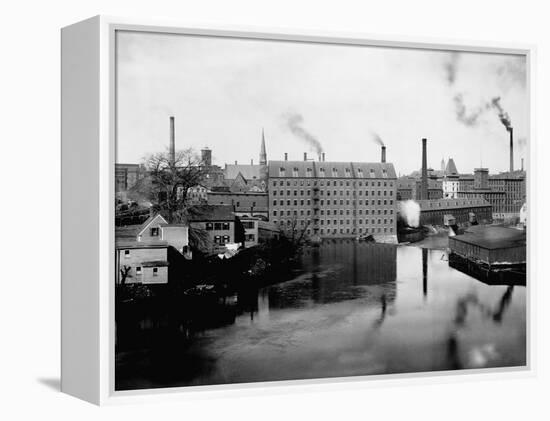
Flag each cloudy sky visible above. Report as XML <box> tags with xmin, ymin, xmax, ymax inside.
<box><xmin>116</xmin><ymin>30</ymin><xmax>527</xmax><ymax>175</ymax></box>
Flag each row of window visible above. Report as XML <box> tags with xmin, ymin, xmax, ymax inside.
<box><xmin>272</xmin><ymin>199</ymin><xmax>394</xmax><ymax>207</ymax></box>
<box><xmin>281</xmin><ymin>227</ymin><xmax>393</xmax><ymax>235</ymax></box>
<box><xmin>273</xmin><ymin>208</ymin><xmax>394</xmax><ymax>217</ymax></box>
<box><xmin>213</xmin><ymin>235</ymin><xmax>231</xmax><ymax>245</ymax></box>
<box><xmin>205</xmin><ymin>222</ymin><xmax>231</xmax><ymax>231</ymax></box>
<box><xmin>273</xmin><ymin>180</ymin><xmax>394</xmax><ymax>187</ymax></box>
<box><xmin>274</xmin><ymin>218</ymin><xmax>394</xmax><ymax>226</ymax></box>
<box><xmin>279</xmin><ymin>168</ymin><xmax>388</xmax><ymax>178</ymax></box>
<box><xmin>272</xmin><ymin>189</ymin><xmax>394</xmax><ymax>197</ymax></box>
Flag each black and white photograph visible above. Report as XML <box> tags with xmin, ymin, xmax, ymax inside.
<box><xmin>114</xmin><ymin>30</ymin><xmax>527</xmax><ymax>391</ymax></box>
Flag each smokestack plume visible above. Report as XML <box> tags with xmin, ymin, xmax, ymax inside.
<box><xmin>284</xmin><ymin>153</ymin><xmax>288</xmax><ymax>161</ymax></box>
<box><xmin>381</xmin><ymin>145</ymin><xmax>386</xmax><ymax>163</ymax></box>
<box><xmin>304</xmin><ymin>152</ymin><xmax>307</xmax><ymax>161</ymax></box>
<box><xmin>169</xmin><ymin>116</ymin><xmax>175</xmax><ymax>166</ymax></box>
<box><xmin>421</xmin><ymin>138</ymin><xmax>428</xmax><ymax>200</ymax></box>
<box><xmin>283</xmin><ymin>112</ymin><xmax>323</xmax><ymax>155</ymax></box>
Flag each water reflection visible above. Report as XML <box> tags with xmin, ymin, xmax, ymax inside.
<box><xmin>115</xmin><ymin>241</ymin><xmax>526</xmax><ymax>390</ymax></box>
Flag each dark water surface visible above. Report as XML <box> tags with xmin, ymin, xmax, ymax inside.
<box><xmin>115</xmin><ymin>241</ymin><xmax>526</xmax><ymax>390</ymax></box>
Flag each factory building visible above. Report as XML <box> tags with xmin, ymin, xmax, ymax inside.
<box><xmin>442</xmin><ymin>158</ymin><xmax>460</xmax><ymax>199</ymax></box>
<box><xmin>268</xmin><ymin>149</ymin><xmax>398</xmax><ymax>242</ymax></box>
<box><xmin>457</xmin><ymin>168</ymin><xmax>526</xmax><ymax>220</ymax></box>
<box><xmin>417</xmin><ymin>198</ymin><xmax>492</xmax><ymax>226</ymax></box>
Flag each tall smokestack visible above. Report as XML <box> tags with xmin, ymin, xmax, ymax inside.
<box><xmin>421</xmin><ymin>138</ymin><xmax>428</xmax><ymax>200</ymax></box>
<box><xmin>322</xmin><ymin>152</ymin><xmax>325</xmax><ymax>162</ymax></box>
<box><xmin>521</xmin><ymin>158</ymin><xmax>524</xmax><ymax>171</ymax></box>
<box><xmin>284</xmin><ymin>153</ymin><xmax>288</xmax><ymax>161</ymax></box>
<box><xmin>169</xmin><ymin>116</ymin><xmax>175</xmax><ymax>166</ymax></box>
<box><xmin>381</xmin><ymin>145</ymin><xmax>386</xmax><ymax>163</ymax></box>
<box><xmin>304</xmin><ymin>152</ymin><xmax>307</xmax><ymax>161</ymax></box>
<box><xmin>509</xmin><ymin>127</ymin><xmax>514</xmax><ymax>172</ymax></box>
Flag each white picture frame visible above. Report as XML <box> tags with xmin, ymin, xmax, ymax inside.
<box><xmin>61</xmin><ymin>15</ymin><xmax>536</xmax><ymax>405</ymax></box>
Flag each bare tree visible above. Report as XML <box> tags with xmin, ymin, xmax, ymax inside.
<box><xmin>280</xmin><ymin>215</ymin><xmax>311</xmax><ymax>248</ymax></box>
<box><xmin>131</xmin><ymin>148</ymin><xmax>207</xmax><ymax>223</ymax></box>
<box><xmin>120</xmin><ymin>265</ymin><xmax>132</xmax><ymax>285</ymax></box>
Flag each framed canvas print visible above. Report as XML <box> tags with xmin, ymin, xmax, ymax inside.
<box><xmin>61</xmin><ymin>16</ymin><xmax>534</xmax><ymax>405</ymax></box>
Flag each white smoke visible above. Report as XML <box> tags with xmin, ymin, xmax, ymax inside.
<box><xmin>399</xmin><ymin>200</ymin><xmax>421</xmax><ymax>228</ymax></box>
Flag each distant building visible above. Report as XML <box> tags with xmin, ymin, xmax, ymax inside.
<box><xmin>187</xmin><ymin>205</ymin><xmax>245</xmax><ymax>254</ymax></box>
<box><xmin>240</xmin><ymin>217</ymin><xmax>281</xmax><ymax>247</ymax></box>
<box><xmin>442</xmin><ymin>158</ymin><xmax>460</xmax><ymax>199</ymax></box>
<box><xmin>115</xmin><ymin>163</ymin><xmax>144</xmax><ymax>201</ymax></box>
<box><xmin>416</xmin><ymin>198</ymin><xmax>492</xmax><ymax>226</ymax></box>
<box><xmin>207</xmin><ymin>189</ymin><xmax>269</xmax><ymax>219</ymax></box>
<box><xmin>396</xmin><ymin>176</ymin><xmax>442</xmax><ymax>201</ymax></box>
<box><xmin>457</xmin><ymin>169</ymin><xmax>526</xmax><ymax>220</ymax></box>
<box><xmin>268</xmin><ymin>157</ymin><xmax>398</xmax><ymax>242</ymax></box>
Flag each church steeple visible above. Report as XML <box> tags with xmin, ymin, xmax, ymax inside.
<box><xmin>259</xmin><ymin>128</ymin><xmax>267</xmax><ymax>165</ymax></box>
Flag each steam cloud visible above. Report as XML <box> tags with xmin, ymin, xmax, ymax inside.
<box><xmin>491</xmin><ymin>97</ymin><xmax>512</xmax><ymax>131</ymax></box>
<box><xmin>370</xmin><ymin>130</ymin><xmax>384</xmax><ymax>146</ymax></box>
<box><xmin>283</xmin><ymin>112</ymin><xmax>323</xmax><ymax>155</ymax></box>
<box><xmin>453</xmin><ymin>94</ymin><xmax>487</xmax><ymax>127</ymax></box>
<box><xmin>399</xmin><ymin>200</ymin><xmax>421</xmax><ymax>228</ymax></box>
<box><xmin>444</xmin><ymin>52</ymin><xmax>460</xmax><ymax>86</ymax></box>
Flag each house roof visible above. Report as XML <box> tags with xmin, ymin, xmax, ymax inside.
<box><xmin>452</xmin><ymin>225</ymin><xmax>526</xmax><ymax>250</ymax></box>
<box><xmin>417</xmin><ymin>198</ymin><xmax>491</xmax><ymax>211</ymax></box>
<box><xmin>445</xmin><ymin>158</ymin><xmax>459</xmax><ymax>175</ymax></box>
<box><xmin>137</xmin><ymin>213</ymin><xmax>168</xmax><ymax>237</ymax></box>
<box><xmin>187</xmin><ymin>204</ymin><xmax>236</xmax><ymax>222</ymax></box>
<box><xmin>267</xmin><ymin>160</ymin><xmax>397</xmax><ymax>179</ymax></box>
<box><xmin>224</xmin><ymin>164</ymin><xmax>262</xmax><ymax>180</ymax></box>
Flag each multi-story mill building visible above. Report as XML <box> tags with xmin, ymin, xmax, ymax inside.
<box><xmin>267</xmin><ymin>152</ymin><xmax>398</xmax><ymax>243</ymax></box>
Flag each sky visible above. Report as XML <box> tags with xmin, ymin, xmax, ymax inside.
<box><xmin>116</xmin><ymin>30</ymin><xmax>527</xmax><ymax>175</ymax></box>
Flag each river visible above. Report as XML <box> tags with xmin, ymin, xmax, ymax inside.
<box><xmin>115</xmin><ymin>240</ymin><xmax>526</xmax><ymax>390</ymax></box>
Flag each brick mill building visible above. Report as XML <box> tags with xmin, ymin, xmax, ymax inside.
<box><xmin>267</xmin><ymin>153</ymin><xmax>398</xmax><ymax>243</ymax></box>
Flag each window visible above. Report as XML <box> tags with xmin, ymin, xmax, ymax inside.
<box><xmin>223</xmin><ymin>235</ymin><xmax>230</xmax><ymax>243</ymax></box>
<box><xmin>153</xmin><ymin>267</ymin><xmax>158</xmax><ymax>276</ymax></box>
<box><xmin>370</xmin><ymin>168</ymin><xmax>375</xmax><ymax>178</ymax></box>
<box><xmin>124</xmin><ymin>250</ymin><xmax>130</xmax><ymax>257</ymax></box>
<box><xmin>345</xmin><ymin>168</ymin><xmax>351</xmax><ymax>177</ymax></box>
<box><xmin>279</xmin><ymin>167</ymin><xmax>286</xmax><ymax>177</ymax></box>
<box><xmin>136</xmin><ymin>266</ymin><xmax>142</xmax><ymax>275</ymax></box>
<box><xmin>332</xmin><ymin>168</ymin><xmax>338</xmax><ymax>177</ymax></box>
<box><xmin>206</xmin><ymin>222</ymin><xmax>214</xmax><ymax>230</ymax></box>
<box><xmin>293</xmin><ymin>167</ymin><xmax>299</xmax><ymax>177</ymax></box>
<box><xmin>150</xmin><ymin>227</ymin><xmax>159</xmax><ymax>236</ymax></box>
<box><xmin>306</xmin><ymin>168</ymin><xmax>313</xmax><ymax>177</ymax></box>
<box><xmin>319</xmin><ymin>168</ymin><xmax>325</xmax><ymax>177</ymax></box>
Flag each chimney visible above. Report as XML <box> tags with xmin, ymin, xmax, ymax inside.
<box><xmin>521</xmin><ymin>158</ymin><xmax>524</xmax><ymax>171</ymax></box>
<box><xmin>201</xmin><ymin>147</ymin><xmax>212</xmax><ymax>167</ymax></box>
<box><xmin>169</xmin><ymin>116</ymin><xmax>175</xmax><ymax>166</ymax></box>
<box><xmin>234</xmin><ymin>160</ymin><xmax>237</xmax><ymax>165</ymax></box>
<box><xmin>284</xmin><ymin>153</ymin><xmax>288</xmax><ymax>161</ymax></box>
<box><xmin>304</xmin><ymin>152</ymin><xmax>307</xmax><ymax>161</ymax></box>
<box><xmin>251</xmin><ymin>159</ymin><xmax>254</xmax><ymax>165</ymax></box>
<box><xmin>421</xmin><ymin>138</ymin><xmax>428</xmax><ymax>200</ymax></box>
<box><xmin>381</xmin><ymin>145</ymin><xmax>386</xmax><ymax>163</ymax></box>
<box><xmin>509</xmin><ymin>127</ymin><xmax>514</xmax><ymax>172</ymax></box>
<box><xmin>322</xmin><ymin>152</ymin><xmax>325</xmax><ymax>162</ymax></box>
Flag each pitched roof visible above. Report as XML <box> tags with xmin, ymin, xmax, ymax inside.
<box><xmin>187</xmin><ymin>204</ymin><xmax>236</xmax><ymax>222</ymax></box>
<box><xmin>417</xmin><ymin>198</ymin><xmax>491</xmax><ymax>211</ymax></box>
<box><xmin>224</xmin><ymin>164</ymin><xmax>262</xmax><ymax>180</ymax></box>
<box><xmin>445</xmin><ymin>158</ymin><xmax>459</xmax><ymax>175</ymax></box>
<box><xmin>137</xmin><ymin>213</ymin><xmax>168</xmax><ymax>237</ymax></box>
<box><xmin>267</xmin><ymin>160</ymin><xmax>397</xmax><ymax>179</ymax></box>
